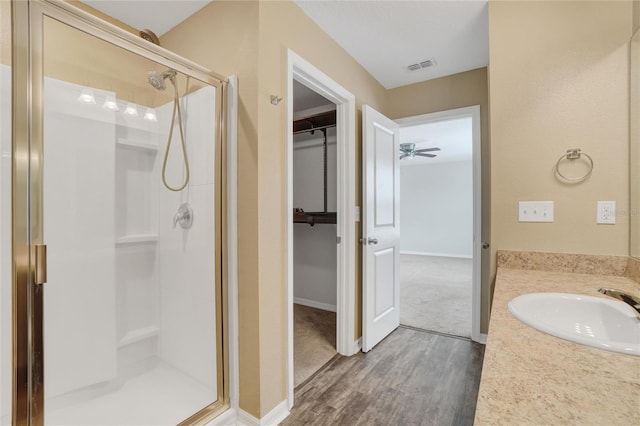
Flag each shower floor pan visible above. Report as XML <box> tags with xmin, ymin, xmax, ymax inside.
<box><xmin>45</xmin><ymin>360</ymin><xmax>214</xmax><ymax>425</ymax></box>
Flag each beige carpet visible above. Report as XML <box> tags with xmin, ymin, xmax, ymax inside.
<box><xmin>294</xmin><ymin>304</ymin><xmax>336</xmax><ymax>387</ymax></box>
<box><xmin>400</xmin><ymin>254</ymin><xmax>472</xmax><ymax>338</ymax></box>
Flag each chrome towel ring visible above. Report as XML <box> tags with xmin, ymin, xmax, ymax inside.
<box><xmin>555</xmin><ymin>148</ymin><xmax>593</xmax><ymax>182</ymax></box>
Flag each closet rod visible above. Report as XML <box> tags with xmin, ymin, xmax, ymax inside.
<box><xmin>322</xmin><ymin>129</ymin><xmax>327</xmax><ymax>213</ymax></box>
<box><xmin>292</xmin><ymin>123</ymin><xmax>336</xmax><ymax>135</ymax></box>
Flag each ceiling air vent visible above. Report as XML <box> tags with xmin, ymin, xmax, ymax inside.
<box><xmin>407</xmin><ymin>58</ymin><xmax>436</xmax><ymax>71</ymax></box>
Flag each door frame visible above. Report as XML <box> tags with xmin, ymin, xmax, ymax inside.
<box><xmin>395</xmin><ymin>105</ymin><xmax>482</xmax><ymax>343</ymax></box>
<box><xmin>286</xmin><ymin>49</ymin><xmax>357</xmax><ymax>409</ymax></box>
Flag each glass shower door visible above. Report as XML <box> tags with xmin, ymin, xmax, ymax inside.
<box><xmin>9</xmin><ymin>2</ymin><xmax>227</xmax><ymax>424</ymax></box>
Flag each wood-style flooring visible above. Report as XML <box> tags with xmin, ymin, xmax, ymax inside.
<box><xmin>282</xmin><ymin>326</ymin><xmax>485</xmax><ymax>426</ymax></box>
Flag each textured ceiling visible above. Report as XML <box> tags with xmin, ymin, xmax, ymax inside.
<box><xmin>81</xmin><ymin>0</ymin><xmax>488</xmax><ymax>90</ymax></box>
<box><xmin>295</xmin><ymin>0</ymin><xmax>489</xmax><ymax>89</ymax></box>
<box><xmin>82</xmin><ymin>0</ymin><xmax>213</xmax><ymax>36</ymax></box>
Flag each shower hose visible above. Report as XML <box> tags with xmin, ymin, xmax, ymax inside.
<box><xmin>161</xmin><ymin>78</ymin><xmax>190</xmax><ymax>192</ymax></box>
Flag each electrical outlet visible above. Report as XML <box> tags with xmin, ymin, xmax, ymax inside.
<box><xmin>519</xmin><ymin>201</ymin><xmax>554</xmax><ymax>223</ymax></box>
<box><xmin>597</xmin><ymin>201</ymin><xmax>616</xmax><ymax>224</ymax></box>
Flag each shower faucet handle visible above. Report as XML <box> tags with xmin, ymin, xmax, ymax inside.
<box><xmin>173</xmin><ymin>203</ymin><xmax>193</xmax><ymax>229</ymax></box>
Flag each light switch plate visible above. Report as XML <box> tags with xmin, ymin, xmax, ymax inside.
<box><xmin>597</xmin><ymin>201</ymin><xmax>616</xmax><ymax>224</ymax></box>
<box><xmin>519</xmin><ymin>201</ymin><xmax>554</xmax><ymax>223</ymax></box>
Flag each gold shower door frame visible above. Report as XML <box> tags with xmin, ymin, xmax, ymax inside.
<box><xmin>11</xmin><ymin>1</ymin><xmax>229</xmax><ymax>425</ymax></box>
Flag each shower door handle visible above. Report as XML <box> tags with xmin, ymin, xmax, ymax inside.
<box><xmin>35</xmin><ymin>244</ymin><xmax>47</xmax><ymax>285</ymax></box>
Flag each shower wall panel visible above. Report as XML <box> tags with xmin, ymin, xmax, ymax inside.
<box><xmin>114</xmin><ymin>111</ymin><xmax>161</xmax><ymax>373</ymax></box>
<box><xmin>158</xmin><ymin>86</ymin><xmax>218</xmax><ymax>391</ymax></box>
<box><xmin>43</xmin><ymin>78</ymin><xmax>117</xmax><ymax>397</ymax></box>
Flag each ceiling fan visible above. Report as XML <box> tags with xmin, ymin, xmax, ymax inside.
<box><xmin>399</xmin><ymin>142</ymin><xmax>441</xmax><ymax>160</ymax></box>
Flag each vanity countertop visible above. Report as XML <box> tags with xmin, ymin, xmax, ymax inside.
<box><xmin>474</xmin><ymin>268</ymin><xmax>640</xmax><ymax>425</ymax></box>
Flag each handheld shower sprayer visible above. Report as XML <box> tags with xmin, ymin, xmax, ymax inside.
<box><xmin>147</xmin><ymin>69</ymin><xmax>189</xmax><ymax>192</ymax></box>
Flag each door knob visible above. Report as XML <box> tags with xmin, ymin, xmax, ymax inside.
<box><xmin>482</xmin><ymin>242</ymin><xmax>490</xmax><ymax>249</ymax></box>
<box><xmin>367</xmin><ymin>237</ymin><xmax>378</xmax><ymax>245</ymax></box>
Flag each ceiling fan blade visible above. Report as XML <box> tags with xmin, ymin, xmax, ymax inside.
<box><xmin>416</xmin><ymin>153</ymin><xmax>437</xmax><ymax>158</ymax></box>
<box><xmin>415</xmin><ymin>147</ymin><xmax>441</xmax><ymax>153</ymax></box>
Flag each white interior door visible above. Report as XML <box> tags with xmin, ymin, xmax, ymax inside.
<box><xmin>362</xmin><ymin>105</ymin><xmax>400</xmax><ymax>352</ymax></box>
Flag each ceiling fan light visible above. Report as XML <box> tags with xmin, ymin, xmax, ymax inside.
<box><xmin>400</xmin><ymin>142</ymin><xmax>415</xmax><ymax>151</ymax></box>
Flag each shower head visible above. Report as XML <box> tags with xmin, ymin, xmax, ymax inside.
<box><xmin>148</xmin><ymin>70</ymin><xmax>177</xmax><ymax>91</ymax></box>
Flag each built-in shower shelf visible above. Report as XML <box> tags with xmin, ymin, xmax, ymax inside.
<box><xmin>117</xmin><ymin>326</ymin><xmax>160</xmax><ymax>348</ymax></box>
<box><xmin>117</xmin><ymin>138</ymin><xmax>158</xmax><ymax>152</ymax></box>
<box><xmin>115</xmin><ymin>234</ymin><xmax>159</xmax><ymax>246</ymax></box>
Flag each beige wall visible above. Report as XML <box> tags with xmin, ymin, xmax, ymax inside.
<box><xmin>163</xmin><ymin>0</ymin><xmax>388</xmax><ymax>417</ymax></box>
<box><xmin>257</xmin><ymin>3</ymin><xmax>387</xmax><ymax>414</ymax></box>
<box><xmin>258</xmin><ymin>1</ymin><xmax>387</xmax><ymax>413</ymax></box>
<box><xmin>634</xmin><ymin>0</ymin><xmax>639</xmax><ymax>33</ymax></box>
<box><xmin>160</xmin><ymin>0</ymin><xmax>262</xmax><ymax>416</ymax></box>
<box><xmin>631</xmin><ymin>28</ymin><xmax>640</xmax><ymax>258</ymax></box>
<box><xmin>1</xmin><ymin>1</ymin><xmax>10</xmax><ymax>66</ymax></box>
<box><xmin>386</xmin><ymin>68</ymin><xmax>491</xmax><ymax>332</ymax></box>
<box><xmin>488</xmin><ymin>0</ymin><xmax>632</xmax><ymax>284</ymax></box>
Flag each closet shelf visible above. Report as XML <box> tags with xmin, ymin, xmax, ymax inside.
<box><xmin>115</xmin><ymin>234</ymin><xmax>159</xmax><ymax>246</ymax></box>
<box><xmin>116</xmin><ymin>138</ymin><xmax>158</xmax><ymax>153</ymax></box>
<box><xmin>293</xmin><ymin>210</ymin><xmax>337</xmax><ymax>226</ymax></box>
<box><xmin>293</xmin><ymin>110</ymin><xmax>336</xmax><ymax>134</ymax></box>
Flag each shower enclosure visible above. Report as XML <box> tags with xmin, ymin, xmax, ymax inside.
<box><xmin>2</xmin><ymin>1</ymin><xmax>229</xmax><ymax>425</ymax></box>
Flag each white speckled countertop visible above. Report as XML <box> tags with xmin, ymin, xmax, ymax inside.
<box><xmin>474</xmin><ymin>267</ymin><xmax>640</xmax><ymax>425</ymax></box>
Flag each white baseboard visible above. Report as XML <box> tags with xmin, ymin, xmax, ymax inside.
<box><xmin>400</xmin><ymin>251</ymin><xmax>472</xmax><ymax>259</ymax></box>
<box><xmin>475</xmin><ymin>333</ymin><xmax>488</xmax><ymax>344</ymax></box>
<box><xmin>350</xmin><ymin>337</ymin><xmax>362</xmax><ymax>355</ymax></box>
<box><xmin>293</xmin><ymin>297</ymin><xmax>336</xmax><ymax>312</ymax></box>
<box><xmin>238</xmin><ymin>400</ymin><xmax>289</xmax><ymax>426</ymax></box>
<box><xmin>237</xmin><ymin>410</ymin><xmax>258</xmax><ymax>426</ymax></box>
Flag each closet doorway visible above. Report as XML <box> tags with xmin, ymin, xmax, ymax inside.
<box><xmin>286</xmin><ymin>50</ymin><xmax>357</xmax><ymax>410</ymax></box>
<box><xmin>291</xmin><ymin>81</ymin><xmax>338</xmax><ymax>387</ymax></box>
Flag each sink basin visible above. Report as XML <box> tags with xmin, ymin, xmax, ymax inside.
<box><xmin>508</xmin><ymin>292</ymin><xmax>640</xmax><ymax>356</ymax></box>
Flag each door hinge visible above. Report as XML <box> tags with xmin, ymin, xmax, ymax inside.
<box><xmin>336</xmin><ymin>236</ymin><xmax>341</xmax><ymax>244</ymax></box>
<box><xmin>35</xmin><ymin>244</ymin><xmax>47</xmax><ymax>285</ymax></box>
